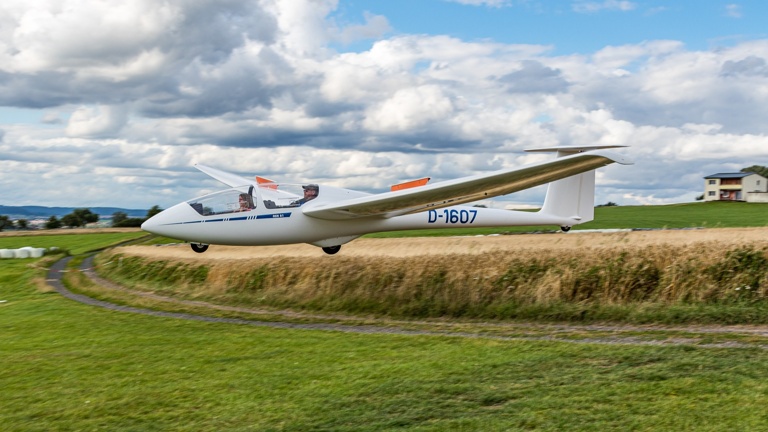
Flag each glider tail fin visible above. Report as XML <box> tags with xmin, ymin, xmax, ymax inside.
<box><xmin>527</xmin><ymin>146</ymin><xmax>625</xmax><ymax>227</ymax></box>
<box><xmin>539</xmin><ymin>170</ymin><xmax>595</xmax><ymax>226</ymax></box>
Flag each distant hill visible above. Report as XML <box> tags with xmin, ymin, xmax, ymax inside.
<box><xmin>0</xmin><ymin>205</ymin><xmax>148</xmax><ymax>220</ymax></box>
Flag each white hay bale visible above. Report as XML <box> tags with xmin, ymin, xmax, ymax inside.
<box><xmin>13</xmin><ymin>247</ymin><xmax>46</xmax><ymax>258</ymax></box>
<box><xmin>13</xmin><ymin>249</ymin><xmax>30</xmax><ymax>259</ymax></box>
<box><xmin>0</xmin><ymin>249</ymin><xmax>13</xmax><ymax>259</ymax></box>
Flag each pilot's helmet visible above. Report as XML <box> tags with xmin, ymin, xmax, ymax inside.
<box><xmin>302</xmin><ymin>184</ymin><xmax>319</xmax><ymax>192</ymax></box>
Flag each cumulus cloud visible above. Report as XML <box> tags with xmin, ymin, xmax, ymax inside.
<box><xmin>497</xmin><ymin>60</ymin><xmax>570</xmax><ymax>93</ymax></box>
<box><xmin>0</xmin><ymin>0</ymin><xmax>279</xmax><ymax>108</ymax></box>
<box><xmin>720</xmin><ymin>55</ymin><xmax>768</xmax><ymax>77</ymax></box>
<box><xmin>1</xmin><ymin>0</ymin><xmax>768</xmax><ymax>209</ymax></box>
<box><xmin>66</xmin><ymin>105</ymin><xmax>129</xmax><ymax>137</ymax></box>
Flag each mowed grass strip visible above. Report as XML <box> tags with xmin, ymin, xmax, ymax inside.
<box><xmin>3</xmin><ymin>256</ymin><xmax>768</xmax><ymax>431</ymax></box>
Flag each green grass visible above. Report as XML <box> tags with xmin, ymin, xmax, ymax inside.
<box><xmin>0</xmin><ymin>231</ymin><xmax>149</xmax><ymax>255</ymax></box>
<box><xmin>583</xmin><ymin>201</ymin><xmax>768</xmax><ymax>230</ymax></box>
<box><xmin>365</xmin><ymin>201</ymin><xmax>768</xmax><ymax>237</ymax></box>
<box><xmin>4</xmin><ymin>233</ymin><xmax>768</xmax><ymax>430</ymax></box>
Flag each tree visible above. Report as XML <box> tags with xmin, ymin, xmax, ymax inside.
<box><xmin>45</xmin><ymin>216</ymin><xmax>62</xmax><ymax>229</ymax></box>
<box><xmin>113</xmin><ymin>217</ymin><xmax>144</xmax><ymax>227</ymax></box>
<box><xmin>73</xmin><ymin>208</ymin><xmax>99</xmax><ymax>226</ymax></box>
<box><xmin>741</xmin><ymin>165</ymin><xmax>768</xmax><ymax>178</ymax></box>
<box><xmin>0</xmin><ymin>215</ymin><xmax>10</xmax><ymax>232</ymax></box>
<box><xmin>112</xmin><ymin>211</ymin><xmax>128</xmax><ymax>226</ymax></box>
<box><xmin>61</xmin><ymin>213</ymin><xmax>81</xmax><ymax>228</ymax></box>
<box><xmin>62</xmin><ymin>208</ymin><xmax>99</xmax><ymax>228</ymax></box>
<box><xmin>16</xmin><ymin>219</ymin><xmax>28</xmax><ymax>229</ymax></box>
<box><xmin>146</xmin><ymin>205</ymin><xmax>163</xmax><ymax>219</ymax></box>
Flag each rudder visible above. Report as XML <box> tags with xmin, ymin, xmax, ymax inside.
<box><xmin>526</xmin><ymin>145</ymin><xmax>626</xmax><ymax>227</ymax></box>
<box><xmin>540</xmin><ymin>170</ymin><xmax>595</xmax><ymax>226</ymax></box>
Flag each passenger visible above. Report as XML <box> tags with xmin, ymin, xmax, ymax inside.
<box><xmin>292</xmin><ymin>184</ymin><xmax>319</xmax><ymax>206</ymax></box>
<box><xmin>236</xmin><ymin>193</ymin><xmax>252</xmax><ymax>211</ymax></box>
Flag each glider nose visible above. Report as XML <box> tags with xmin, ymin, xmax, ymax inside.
<box><xmin>141</xmin><ymin>203</ymin><xmax>188</xmax><ymax>237</ymax></box>
<box><xmin>140</xmin><ymin>211</ymin><xmax>165</xmax><ymax>235</ymax></box>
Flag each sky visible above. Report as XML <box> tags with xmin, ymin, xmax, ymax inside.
<box><xmin>1</xmin><ymin>0</ymin><xmax>768</xmax><ymax>210</ymax></box>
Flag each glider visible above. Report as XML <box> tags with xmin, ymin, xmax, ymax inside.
<box><xmin>141</xmin><ymin>146</ymin><xmax>631</xmax><ymax>254</ymax></box>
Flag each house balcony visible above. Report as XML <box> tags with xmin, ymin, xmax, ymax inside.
<box><xmin>717</xmin><ymin>184</ymin><xmax>742</xmax><ymax>190</ymax></box>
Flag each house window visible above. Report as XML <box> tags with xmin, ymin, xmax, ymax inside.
<box><xmin>708</xmin><ymin>191</ymin><xmax>716</xmax><ymax>196</ymax></box>
<box><xmin>708</xmin><ymin>179</ymin><xmax>716</xmax><ymax>185</ymax></box>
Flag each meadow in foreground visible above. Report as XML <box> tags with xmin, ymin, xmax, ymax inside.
<box><xmin>3</xmin><ymin>231</ymin><xmax>768</xmax><ymax>431</ymax></box>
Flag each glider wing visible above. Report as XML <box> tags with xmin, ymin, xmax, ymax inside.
<box><xmin>302</xmin><ymin>149</ymin><xmax>631</xmax><ymax>220</ymax></box>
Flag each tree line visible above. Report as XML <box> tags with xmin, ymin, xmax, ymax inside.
<box><xmin>0</xmin><ymin>206</ymin><xmax>163</xmax><ymax>232</ymax></box>
<box><xmin>741</xmin><ymin>165</ymin><xmax>768</xmax><ymax>179</ymax></box>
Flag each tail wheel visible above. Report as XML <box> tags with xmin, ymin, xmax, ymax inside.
<box><xmin>191</xmin><ymin>243</ymin><xmax>209</xmax><ymax>253</ymax></box>
<box><xmin>322</xmin><ymin>245</ymin><xmax>341</xmax><ymax>255</ymax></box>
<box><xmin>560</xmin><ymin>226</ymin><xmax>572</xmax><ymax>232</ymax></box>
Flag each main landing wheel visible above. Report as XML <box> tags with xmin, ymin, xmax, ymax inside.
<box><xmin>322</xmin><ymin>245</ymin><xmax>341</xmax><ymax>255</ymax></box>
<box><xmin>191</xmin><ymin>243</ymin><xmax>209</xmax><ymax>253</ymax></box>
<box><xmin>560</xmin><ymin>226</ymin><xmax>572</xmax><ymax>232</ymax></box>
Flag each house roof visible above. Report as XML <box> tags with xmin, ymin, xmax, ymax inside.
<box><xmin>704</xmin><ymin>172</ymin><xmax>758</xmax><ymax>179</ymax></box>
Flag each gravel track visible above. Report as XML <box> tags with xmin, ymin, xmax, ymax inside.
<box><xmin>46</xmin><ymin>245</ymin><xmax>768</xmax><ymax>350</ymax></box>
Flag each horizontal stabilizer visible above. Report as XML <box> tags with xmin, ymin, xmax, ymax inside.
<box><xmin>525</xmin><ymin>145</ymin><xmax>629</xmax><ymax>158</ymax></box>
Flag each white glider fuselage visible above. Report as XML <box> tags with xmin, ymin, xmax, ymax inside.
<box><xmin>141</xmin><ymin>146</ymin><xmax>632</xmax><ymax>254</ymax></box>
<box><xmin>143</xmin><ymin>196</ymin><xmax>573</xmax><ymax>248</ymax></box>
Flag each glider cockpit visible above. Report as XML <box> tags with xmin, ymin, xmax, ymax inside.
<box><xmin>186</xmin><ymin>183</ymin><xmax>320</xmax><ymax>217</ymax></box>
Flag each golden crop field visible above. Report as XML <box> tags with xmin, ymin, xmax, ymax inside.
<box><xmin>122</xmin><ymin>227</ymin><xmax>768</xmax><ymax>259</ymax></box>
<box><xmin>94</xmin><ymin>228</ymin><xmax>768</xmax><ymax>324</ymax></box>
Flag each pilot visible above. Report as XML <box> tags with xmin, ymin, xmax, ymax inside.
<box><xmin>293</xmin><ymin>184</ymin><xmax>319</xmax><ymax>205</ymax></box>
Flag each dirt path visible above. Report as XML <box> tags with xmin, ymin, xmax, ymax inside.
<box><xmin>48</xmin><ymin>230</ymin><xmax>768</xmax><ymax>350</ymax></box>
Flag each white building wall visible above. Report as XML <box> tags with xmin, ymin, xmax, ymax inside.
<box><xmin>704</xmin><ymin>178</ymin><xmax>720</xmax><ymax>202</ymax></box>
<box><xmin>743</xmin><ymin>174</ymin><xmax>767</xmax><ymax>194</ymax></box>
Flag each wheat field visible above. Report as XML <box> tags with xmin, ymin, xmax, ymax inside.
<box><xmin>93</xmin><ymin>228</ymin><xmax>768</xmax><ymax>323</ymax></box>
<box><xmin>122</xmin><ymin>227</ymin><xmax>768</xmax><ymax>259</ymax></box>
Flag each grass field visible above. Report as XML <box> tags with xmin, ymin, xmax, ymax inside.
<box><xmin>2</xmin><ymin>241</ymin><xmax>768</xmax><ymax>430</ymax></box>
<box><xmin>8</xmin><ymin>271</ymin><xmax>768</xmax><ymax>431</ymax></box>
<box><xmin>0</xmin><ymin>230</ymin><xmax>148</xmax><ymax>254</ymax></box>
<box><xmin>3</xmin><ymin>221</ymin><xmax>768</xmax><ymax>430</ymax></box>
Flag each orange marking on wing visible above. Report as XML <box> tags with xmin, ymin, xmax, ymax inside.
<box><xmin>390</xmin><ymin>177</ymin><xmax>430</xmax><ymax>192</ymax></box>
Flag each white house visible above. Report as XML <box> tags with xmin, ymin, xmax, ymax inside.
<box><xmin>703</xmin><ymin>172</ymin><xmax>768</xmax><ymax>202</ymax></box>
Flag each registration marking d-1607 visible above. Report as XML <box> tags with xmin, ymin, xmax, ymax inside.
<box><xmin>427</xmin><ymin>209</ymin><xmax>478</xmax><ymax>224</ymax></box>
